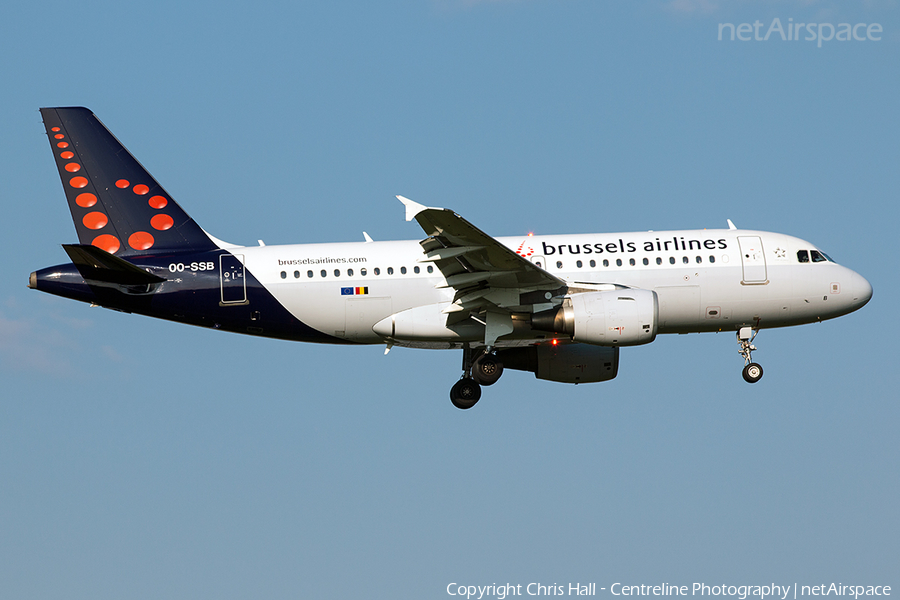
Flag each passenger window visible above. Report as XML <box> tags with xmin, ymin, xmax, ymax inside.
<box><xmin>797</xmin><ymin>250</ymin><xmax>810</xmax><ymax>263</ymax></box>
<box><xmin>709</xmin><ymin>256</ymin><xmax>715</xmax><ymax>263</ymax></box>
<box><xmin>629</xmin><ymin>258</ymin><xmax>635</xmax><ymax>266</ymax></box>
<box><xmin>616</xmin><ymin>259</ymin><xmax>622</xmax><ymax>267</ymax></box>
<box><xmin>669</xmin><ymin>257</ymin><xmax>676</xmax><ymax>265</ymax></box>
<box><xmin>374</xmin><ymin>268</ymin><xmax>380</xmax><ymax>275</ymax></box>
<box><xmin>556</xmin><ymin>261</ymin><xmax>563</xmax><ymax>269</ymax></box>
<box><xmin>643</xmin><ymin>258</ymin><xmax>649</xmax><ymax>266</ymax></box>
<box><xmin>320</xmin><ymin>270</ymin><xmax>327</xmax><ymax>277</ymax></box>
<box><xmin>414</xmin><ymin>266</ymin><xmax>420</xmax><ymax>274</ymax></box>
<box><xmin>656</xmin><ymin>257</ymin><xmax>662</xmax><ymax>265</ymax></box>
<box><xmin>361</xmin><ymin>268</ymin><xmax>367</xmax><ymax>276</ymax></box>
<box><xmin>387</xmin><ymin>267</ymin><xmax>394</xmax><ymax>275</ymax></box>
<box><xmin>334</xmin><ymin>269</ymin><xmax>340</xmax><ymax>277</ymax></box>
<box><xmin>603</xmin><ymin>259</ymin><xmax>609</xmax><ymax>267</ymax></box>
<box><xmin>427</xmin><ymin>265</ymin><xmax>434</xmax><ymax>273</ymax></box>
<box><xmin>589</xmin><ymin>260</ymin><xmax>596</xmax><ymax>268</ymax></box>
<box><xmin>347</xmin><ymin>268</ymin><xmax>353</xmax><ymax>277</ymax></box>
<box><xmin>695</xmin><ymin>256</ymin><xmax>702</xmax><ymax>264</ymax></box>
<box><xmin>307</xmin><ymin>270</ymin><xmax>313</xmax><ymax>278</ymax></box>
<box><xmin>810</xmin><ymin>250</ymin><xmax>827</xmax><ymax>263</ymax></box>
<box><xmin>280</xmin><ymin>271</ymin><xmax>286</xmax><ymax>279</ymax></box>
<box><xmin>682</xmin><ymin>256</ymin><xmax>689</xmax><ymax>264</ymax></box>
<box><xmin>576</xmin><ymin>260</ymin><xmax>583</xmax><ymax>268</ymax></box>
<box><xmin>400</xmin><ymin>266</ymin><xmax>407</xmax><ymax>274</ymax></box>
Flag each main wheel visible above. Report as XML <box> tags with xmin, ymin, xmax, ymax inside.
<box><xmin>742</xmin><ymin>362</ymin><xmax>763</xmax><ymax>383</ymax></box>
<box><xmin>450</xmin><ymin>378</ymin><xmax>482</xmax><ymax>409</ymax></box>
<box><xmin>471</xmin><ymin>354</ymin><xmax>504</xmax><ymax>386</ymax></box>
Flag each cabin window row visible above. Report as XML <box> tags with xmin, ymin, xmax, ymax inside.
<box><xmin>538</xmin><ymin>255</ymin><xmax>719</xmax><ymax>269</ymax></box>
<box><xmin>280</xmin><ymin>265</ymin><xmax>436</xmax><ymax>279</ymax></box>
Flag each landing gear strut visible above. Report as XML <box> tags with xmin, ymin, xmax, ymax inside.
<box><xmin>449</xmin><ymin>347</ymin><xmax>505</xmax><ymax>409</ymax></box>
<box><xmin>737</xmin><ymin>327</ymin><xmax>763</xmax><ymax>384</ymax></box>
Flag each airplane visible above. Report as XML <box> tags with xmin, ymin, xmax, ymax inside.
<box><xmin>29</xmin><ymin>107</ymin><xmax>873</xmax><ymax>409</ymax></box>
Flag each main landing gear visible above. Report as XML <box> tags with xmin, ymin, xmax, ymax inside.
<box><xmin>449</xmin><ymin>347</ymin><xmax>505</xmax><ymax>409</ymax></box>
<box><xmin>737</xmin><ymin>327</ymin><xmax>764</xmax><ymax>384</ymax></box>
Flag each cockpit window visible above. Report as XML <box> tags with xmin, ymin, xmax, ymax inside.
<box><xmin>797</xmin><ymin>250</ymin><xmax>809</xmax><ymax>263</ymax></box>
<box><xmin>810</xmin><ymin>250</ymin><xmax>827</xmax><ymax>263</ymax></box>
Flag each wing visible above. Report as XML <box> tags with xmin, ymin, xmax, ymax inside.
<box><xmin>397</xmin><ymin>196</ymin><xmax>567</xmax><ymax>346</ymax></box>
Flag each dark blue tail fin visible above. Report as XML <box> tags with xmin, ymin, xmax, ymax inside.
<box><xmin>40</xmin><ymin>107</ymin><xmax>217</xmax><ymax>256</ymax></box>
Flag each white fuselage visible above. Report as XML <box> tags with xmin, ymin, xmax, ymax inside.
<box><xmin>227</xmin><ymin>228</ymin><xmax>871</xmax><ymax>347</ymax></box>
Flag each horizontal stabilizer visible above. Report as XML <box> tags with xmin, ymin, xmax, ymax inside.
<box><xmin>62</xmin><ymin>244</ymin><xmax>167</xmax><ymax>285</ymax></box>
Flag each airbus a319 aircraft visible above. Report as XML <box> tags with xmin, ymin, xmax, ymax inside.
<box><xmin>30</xmin><ymin>108</ymin><xmax>873</xmax><ymax>408</ymax></box>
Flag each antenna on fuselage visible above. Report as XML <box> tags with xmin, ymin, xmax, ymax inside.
<box><xmin>727</xmin><ymin>219</ymin><xmax>737</xmax><ymax>230</ymax></box>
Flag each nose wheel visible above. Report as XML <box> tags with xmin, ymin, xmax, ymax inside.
<box><xmin>737</xmin><ymin>327</ymin><xmax>763</xmax><ymax>384</ymax></box>
<box><xmin>742</xmin><ymin>362</ymin><xmax>763</xmax><ymax>383</ymax></box>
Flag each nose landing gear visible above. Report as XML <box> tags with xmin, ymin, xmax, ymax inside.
<box><xmin>737</xmin><ymin>327</ymin><xmax>763</xmax><ymax>383</ymax></box>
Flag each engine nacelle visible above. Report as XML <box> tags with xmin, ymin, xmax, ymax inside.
<box><xmin>496</xmin><ymin>343</ymin><xmax>618</xmax><ymax>384</ymax></box>
<box><xmin>532</xmin><ymin>289</ymin><xmax>659</xmax><ymax>346</ymax></box>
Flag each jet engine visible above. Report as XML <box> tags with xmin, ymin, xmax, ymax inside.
<box><xmin>496</xmin><ymin>343</ymin><xmax>618</xmax><ymax>384</ymax></box>
<box><xmin>531</xmin><ymin>290</ymin><xmax>659</xmax><ymax>346</ymax></box>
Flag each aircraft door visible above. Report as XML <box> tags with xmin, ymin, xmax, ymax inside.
<box><xmin>737</xmin><ymin>236</ymin><xmax>767</xmax><ymax>284</ymax></box>
<box><xmin>220</xmin><ymin>253</ymin><xmax>248</xmax><ymax>305</ymax></box>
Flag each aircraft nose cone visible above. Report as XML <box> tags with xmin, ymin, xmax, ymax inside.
<box><xmin>851</xmin><ymin>273</ymin><xmax>873</xmax><ymax>308</ymax></box>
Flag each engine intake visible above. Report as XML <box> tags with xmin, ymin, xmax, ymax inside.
<box><xmin>532</xmin><ymin>290</ymin><xmax>659</xmax><ymax>346</ymax></box>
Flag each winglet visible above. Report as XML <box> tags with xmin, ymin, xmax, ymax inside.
<box><xmin>727</xmin><ymin>219</ymin><xmax>737</xmax><ymax>230</ymax></box>
<box><xmin>396</xmin><ymin>195</ymin><xmax>428</xmax><ymax>222</ymax></box>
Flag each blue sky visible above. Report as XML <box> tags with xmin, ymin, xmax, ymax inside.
<box><xmin>1</xmin><ymin>1</ymin><xmax>897</xmax><ymax>598</ymax></box>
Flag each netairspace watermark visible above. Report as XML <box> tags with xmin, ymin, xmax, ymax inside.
<box><xmin>718</xmin><ymin>18</ymin><xmax>883</xmax><ymax>47</ymax></box>
<box><xmin>445</xmin><ymin>582</ymin><xmax>892</xmax><ymax>600</ymax></box>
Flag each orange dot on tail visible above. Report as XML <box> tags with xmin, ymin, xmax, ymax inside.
<box><xmin>116</xmin><ymin>179</ymin><xmax>130</xmax><ymax>188</ymax></box>
<box><xmin>133</xmin><ymin>184</ymin><xmax>149</xmax><ymax>195</ymax></box>
<box><xmin>69</xmin><ymin>176</ymin><xmax>88</xmax><ymax>188</ymax></box>
<box><xmin>92</xmin><ymin>234</ymin><xmax>120</xmax><ymax>254</ymax></box>
<box><xmin>75</xmin><ymin>193</ymin><xmax>97</xmax><ymax>207</ymax></box>
<box><xmin>51</xmin><ymin>127</ymin><xmax>60</xmax><ymax>132</ymax></box>
<box><xmin>151</xmin><ymin>214</ymin><xmax>174</xmax><ymax>230</ymax></box>
<box><xmin>83</xmin><ymin>211</ymin><xmax>108</xmax><ymax>230</ymax></box>
<box><xmin>128</xmin><ymin>231</ymin><xmax>154</xmax><ymax>251</ymax></box>
<box><xmin>54</xmin><ymin>134</ymin><xmax>65</xmax><ymax>139</ymax></box>
<box><xmin>65</xmin><ymin>163</ymin><xmax>81</xmax><ymax>172</ymax></box>
<box><xmin>148</xmin><ymin>195</ymin><xmax>168</xmax><ymax>209</ymax></box>
<box><xmin>60</xmin><ymin>151</ymin><xmax>74</xmax><ymax>159</ymax></box>
<box><xmin>57</xmin><ymin>142</ymin><xmax>68</xmax><ymax>148</ymax></box>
